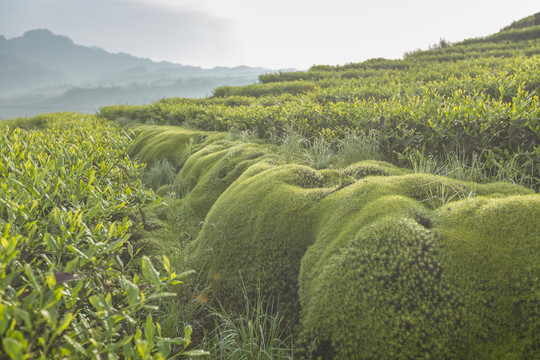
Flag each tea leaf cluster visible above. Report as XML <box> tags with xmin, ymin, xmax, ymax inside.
<box><xmin>0</xmin><ymin>114</ymin><xmax>207</xmax><ymax>359</ymax></box>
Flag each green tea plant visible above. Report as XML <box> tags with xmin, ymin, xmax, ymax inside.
<box><xmin>101</xmin><ymin>52</ymin><xmax>540</xmax><ymax>188</ymax></box>
<box><xmin>0</xmin><ymin>114</ymin><xmax>208</xmax><ymax>359</ymax></box>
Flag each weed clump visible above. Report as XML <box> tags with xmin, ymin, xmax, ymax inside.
<box><xmin>144</xmin><ymin>159</ymin><xmax>176</xmax><ymax>190</ymax></box>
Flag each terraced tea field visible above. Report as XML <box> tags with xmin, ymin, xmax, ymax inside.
<box><xmin>1</xmin><ymin>12</ymin><xmax>539</xmax><ymax>360</ymax></box>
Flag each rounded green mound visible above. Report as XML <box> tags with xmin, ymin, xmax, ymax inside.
<box><xmin>435</xmin><ymin>195</ymin><xmax>540</xmax><ymax>359</ymax></box>
<box><xmin>341</xmin><ymin>159</ymin><xmax>409</xmax><ymax>179</ymax></box>
<box><xmin>298</xmin><ymin>174</ymin><xmax>446</xmax><ymax>359</ymax></box>
<box><xmin>123</xmin><ymin>120</ymin><xmax>537</xmax><ymax>359</ymax></box>
<box><xmin>299</xmin><ymin>173</ymin><xmax>459</xmax><ymax>303</ymax></box>
<box><xmin>297</xmin><ymin>172</ymin><xmax>538</xmax><ymax>359</ymax></box>
<box><xmin>128</xmin><ymin>124</ymin><xmax>224</xmax><ymax>167</ymax></box>
<box><xmin>188</xmin><ymin>163</ymin><xmax>328</xmax><ymax>313</ymax></box>
<box><xmin>174</xmin><ymin>140</ymin><xmax>274</xmax><ymax>219</ymax></box>
<box><xmin>299</xmin><ymin>217</ymin><xmax>461</xmax><ymax>360</ymax></box>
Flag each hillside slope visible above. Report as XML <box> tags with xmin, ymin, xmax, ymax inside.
<box><xmin>2</xmin><ymin>12</ymin><xmax>540</xmax><ymax>359</ymax></box>
<box><xmin>102</xmin><ymin>12</ymin><xmax>540</xmax><ymax>189</ymax></box>
<box><xmin>112</xmin><ymin>12</ymin><xmax>539</xmax><ymax>359</ymax></box>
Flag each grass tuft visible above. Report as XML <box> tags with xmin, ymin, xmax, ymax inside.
<box><xmin>336</xmin><ymin>129</ymin><xmax>382</xmax><ymax>166</ymax></box>
<box><xmin>203</xmin><ymin>283</ymin><xmax>295</xmax><ymax>360</ymax></box>
<box><xmin>145</xmin><ymin>159</ymin><xmax>177</xmax><ymax>190</ymax></box>
<box><xmin>300</xmin><ymin>137</ymin><xmax>335</xmax><ymax>169</ymax></box>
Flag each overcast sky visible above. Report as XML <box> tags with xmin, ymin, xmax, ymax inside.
<box><xmin>1</xmin><ymin>0</ymin><xmax>538</xmax><ymax>69</ymax></box>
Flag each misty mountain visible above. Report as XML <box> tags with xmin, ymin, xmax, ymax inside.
<box><xmin>0</xmin><ymin>29</ymin><xmax>280</xmax><ymax>119</ymax></box>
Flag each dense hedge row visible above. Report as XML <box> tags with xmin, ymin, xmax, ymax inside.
<box><xmin>212</xmin><ymin>81</ymin><xmax>317</xmax><ymax>98</ymax></box>
<box><xmin>0</xmin><ymin>115</ymin><xmax>206</xmax><ymax>359</ymax></box>
<box><xmin>101</xmin><ymin>48</ymin><xmax>540</xmax><ymax>188</ymax></box>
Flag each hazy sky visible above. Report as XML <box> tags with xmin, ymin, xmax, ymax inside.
<box><xmin>1</xmin><ymin>0</ymin><xmax>538</xmax><ymax>69</ymax></box>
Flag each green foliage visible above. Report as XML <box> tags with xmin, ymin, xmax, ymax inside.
<box><xmin>84</xmin><ymin>115</ymin><xmax>538</xmax><ymax>359</ymax></box>
<box><xmin>299</xmin><ymin>218</ymin><xmax>461</xmax><ymax>359</ymax></box>
<box><xmin>502</xmin><ymin>12</ymin><xmax>540</xmax><ymax>31</ymax></box>
<box><xmin>227</xmin><ymin>127</ymin><xmax>260</xmax><ymax>143</ymax></box>
<box><xmin>127</xmin><ymin>124</ymin><xmax>225</xmax><ymax>168</ymax></box>
<box><xmin>0</xmin><ymin>113</ymin><xmax>56</xmax><ymax>130</ymax></box>
<box><xmin>341</xmin><ymin>159</ymin><xmax>407</xmax><ymax>179</ymax></box>
<box><xmin>102</xmin><ymin>52</ymin><xmax>540</xmax><ymax>188</ymax></box>
<box><xmin>172</xmin><ymin>139</ymin><xmax>274</xmax><ymax>220</ymax></box>
<box><xmin>435</xmin><ymin>195</ymin><xmax>540</xmax><ymax>359</ymax></box>
<box><xmin>297</xmin><ymin>174</ymin><xmax>535</xmax><ymax>359</ymax></box>
<box><xmin>85</xmin><ymin>16</ymin><xmax>540</xmax><ymax>358</ymax></box>
<box><xmin>213</xmin><ymin>81</ymin><xmax>317</xmax><ymax>98</ymax></box>
<box><xmin>336</xmin><ymin>129</ymin><xmax>382</xmax><ymax>166</ymax></box>
<box><xmin>145</xmin><ymin>160</ymin><xmax>177</xmax><ymax>190</ymax></box>
<box><xmin>203</xmin><ymin>283</ymin><xmax>294</xmax><ymax>360</ymax></box>
<box><xmin>161</xmin><ymin>131</ymin><xmax>535</xmax><ymax>359</ymax></box>
<box><xmin>125</xmin><ymin>123</ymin><xmax>277</xmax><ymax>220</ymax></box>
<box><xmin>0</xmin><ymin>115</ymin><xmax>208</xmax><ymax>359</ymax></box>
<box><xmin>406</xmin><ymin>149</ymin><xmax>538</xmax><ymax>187</ymax></box>
<box><xmin>188</xmin><ymin>163</ymin><xmax>327</xmax><ymax>318</ymax></box>
<box><xmin>299</xmin><ymin>137</ymin><xmax>335</xmax><ymax>169</ymax></box>
<box><xmin>277</xmin><ymin>131</ymin><xmax>308</xmax><ymax>163</ymax></box>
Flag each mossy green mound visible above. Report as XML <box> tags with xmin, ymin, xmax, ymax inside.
<box><xmin>121</xmin><ymin>122</ymin><xmax>538</xmax><ymax>358</ymax></box>
<box><xmin>182</xmin><ymin>151</ymin><xmax>537</xmax><ymax>358</ymax></box>
<box><xmin>300</xmin><ymin>173</ymin><xmax>487</xmax><ymax>301</ymax></box>
<box><xmin>298</xmin><ymin>174</ymin><xmax>452</xmax><ymax>359</ymax></box>
<box><xmin>341</xmin><ymin>159</ymin><xmax>409</xmax><ymax>179</ymax></box>
<box><xmin>189</xmin><ymin>163</ymin><xmax>329</xmax><ymax>314</ymax></box>
<box><xmin>299</xmin><ymin>217</ymin><xmax>461</xmax><ymax>359</ymax></box>
<box><xmin>174</xmin><ymin>140</ymin><xmax>274</xmax><ymax>219</ymax></box>
<box><xmin>127</xmin><ymin>124</ymin><xmax>226</xmax><ymax>167</ymax></box>
<box><xmin>297</xmin><ymin>173</ymin><xmax>537</xmax><ymax>359</ymax></box>
<box><xmin>435</xmin><ymin>195</ymin><xmax>540</xmax><ymax>359</ymax></box>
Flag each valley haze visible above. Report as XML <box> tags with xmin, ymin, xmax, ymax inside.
<box><xmin>0</xmin><ymin>29</ymin><xmax>283</xmax><ymax>119</ymax></box>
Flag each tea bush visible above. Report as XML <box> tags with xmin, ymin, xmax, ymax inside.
<box><xmin>101</xmin><ymin>50</ymin><xmax>540</xmax><ymax>188</ymax></box>
<box><xmin>0</xmin><ymin>114</ymin><xmax>207</xmax><ymax>359</ymax></box>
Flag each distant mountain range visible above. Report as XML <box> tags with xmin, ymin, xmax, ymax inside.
<box><xmin>0</xmin><ymin>29</ymin><xmax>283</xmax><ymax>119</ymax></box>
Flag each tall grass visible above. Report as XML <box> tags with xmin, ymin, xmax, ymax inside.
<box><xmin>277</xmin><ymin>130</ymin><xmax>382</xmax><ymax>169</ymax></box>
<box><xmin>300</xmin><ymin>137</ymin><xmax>335</xmax><ymax>169</ymax></box>
<box><xmin>407</xmin><ymin>149</ymin><xmax>538</xmax><ymax>188</ymax></box>
<box><xmin>336</xmin><ymin>129</ymin><xmax>382</xmax><ymax>166</ymax></box>
<box><xmin>228</xmin><ymin>127</ymin><xmax>259</xmax><ymax>142</ymax></box>
<box><xmin>278</xmin><ymin>131</ymin><xmax>307</xmax><ymax>163</ymax></box>
<box><xmin>145</xmin><ymin>159</ymin><xmax>176</xmax><ymax>190</ymax></box>
<box><xmin>202</xmin><ymin>283</ymin><xmax>295</xmax><ymax>360</ymax></box>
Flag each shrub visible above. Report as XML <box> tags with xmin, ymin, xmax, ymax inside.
<box><xmin>0</xmin><ymin>116</ymin><xmax>208</xmax><ymax>359</ymax></box>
